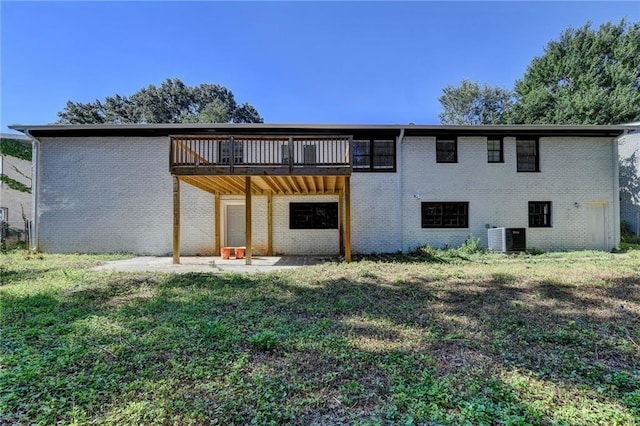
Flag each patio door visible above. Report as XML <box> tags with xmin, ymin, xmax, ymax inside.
<box><xmin>226</xmin><ymin>204</ymin><xmax>245</xmax><ymax>247</ymax></box>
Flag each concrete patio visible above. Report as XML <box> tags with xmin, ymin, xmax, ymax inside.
<box><xmin>92</xmin><ymin>255</ymin><xmax>333</xmax><ymax>274</ymax></box>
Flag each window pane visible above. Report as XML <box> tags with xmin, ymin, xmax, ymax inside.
<box><xmin>528</xmin><ymin>201</ymin><xmax>551</xmax><ymax>227</ymax></box>
<box><xmin>436</xmin><ymin>139</ymin><xmax>457</xmax><ymax>163</ymax></box>
<box><xmin>290</xmin><ymin>202</ymin><xmax>338</xmax><ymax>229</ymax></box>
<box><xmin>517</xmin><ymin>139</ymin><xmax>538</xmax><ymax>172</ymax></box>
<box><xmin>352</xmin><ymin>140</ymin><xmax>371</xmax><ymax>169</ymax></box>
<box><xmin>220</xmin><ymin>140</ymin><xmax>244</xmax><ymax>164</ymax></box>
<box><xmin>372</xmin><ymin>139</ymin><xmax>394</xmax><ymax>168</ymax></box>
<box><xmin>422</xmin><ymin>202</ymin><xmax>468</xmax><ymax>228</ymax></box>
<box><xmin>303</xmin><ymin>145</ymin><xmax>317</xmax><ymax>164</ymax></box>
<box><xmin>487</xmin><ymin>139</ymin><xmax>502</xmax><ymax>163</ymax></box>
<box><xmin>352</xmin><ymin>138</ymin><xmax>395</xmax><ymax>171</ymax></box>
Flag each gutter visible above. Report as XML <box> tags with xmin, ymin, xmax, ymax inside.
<box><xmin>397</xmin><ymin>127</ymin><xmax>405</xmax><ymax>252</ymax></box>
<box><xmin>24</xmin><ymin>130</ymin><xmax>39</xmax><ymax>251</ymax></box>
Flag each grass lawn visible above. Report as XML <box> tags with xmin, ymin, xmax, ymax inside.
<box><xmin>1</xmin><ymin>249</ymin><xmax>639</xmax><ymax>425</ymax></box>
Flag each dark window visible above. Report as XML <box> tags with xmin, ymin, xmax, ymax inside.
<box><xmin>517</xmin><ymin>139</ymin><xmax>539</xmax><ymax>172</ymax></box>
<box><xmin>220</xmin><ymin>139</ymin><xmax>244</xmax><ymax>164</ymax></box>
<box><xmin>421</xmin><ymin>202</ymin><xmax>468</xmax><ymax>228</ymax></box>
<box><xmin>487</xmin><ymin>138</ymin><xmax>503</xmax><ymax>163</ymax></box>
<box><xmin>529</xmin><ymin>201</ymin><xmax>552</xmax><ymax>227</ymax></box>
<box><xmin>352</xmin><ymin>138</ymin><xmax>395</xmax><ymax>171</ymax></box>
<box><xmin>290</xmin><ymin>202</ymin><xmax>338</xmax><ymax>229</ymax></box>
<box><xmin>303</xmin><ymin>145</ymin><xmax>317</xmax><ymax>164</ymax></box>
<box><xmin>436</xmin><ymin>138</ymin><xmax>457</xmax><ymax>163</ymax></box>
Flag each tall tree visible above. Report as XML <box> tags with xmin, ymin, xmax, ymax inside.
<box><xmin>57</xmin><ymin>78</ymin><xmax>263</xmax><ymax>124</ymax></box>
<box><xmin>510</xmin><ymin>20</ymin><xmax>640</xmax><ymax>125</ymax></box>
<box><xmin>438</xmin><ymin>80</ymin><xmax>513</xmax><ymax>125</ymax></box>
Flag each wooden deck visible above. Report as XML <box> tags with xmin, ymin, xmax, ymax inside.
<box><xmin>170</xmin><ymin>134</ymin><xmax>352</xmax><ymax>177</ymax></box>
<box><xmin>169</xmin><ymin>134</ymin><xmax>354</xmax><ymax>265</ymax></box>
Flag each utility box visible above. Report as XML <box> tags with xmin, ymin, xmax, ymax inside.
<box><xmin>488</xmin><ymin>228</ymin><xmax>526</xmax><ymax>252</ymax></box>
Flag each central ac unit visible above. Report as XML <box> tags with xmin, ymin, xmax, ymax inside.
<box><xmin>488</xmin><ymin>228</ymin><xmax>526</xmax><ymax>252</ymax></box>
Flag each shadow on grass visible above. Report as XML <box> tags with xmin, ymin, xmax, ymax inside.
<box><xmin>2</xmin><ymin>261</ymin><xmax>639</xmax><ymax>424</ymax></box>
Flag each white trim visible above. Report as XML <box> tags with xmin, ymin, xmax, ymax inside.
<box><xmin>612</xmin><ymin>138</ymin><xmax>621</xmax><ymax>249</ymax></box>
<box><xmin>397</xmin><ymin>128</ymin><xmax>405</xmax><ymax>252</ymax></box>
<box><xmin>220</xmin><ymin>199</ymin><xmax>245</xmax><ymax>247</ymax></box>
<box><xmin>25</xmin><ymin>130</ymin><xmax>39</xmax><ymax>251</ymax></box>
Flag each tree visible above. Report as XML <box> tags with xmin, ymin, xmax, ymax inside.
<box><xmin>510</xmin><ymin>20</ymin><xmax>640</xmax><ymax>125</ymax></box>
<box><xmin>57</xmin><ymin>78</ymin><xmax>263</xmax><ymax>124</ymax></box>
<box><xmin>438</xmin><ymin>80</ymin><xmax>514</xmax><ymax>125</ymax></box>
<box><xmin>181</xmin><ymin>99</ymin><xmax>231</xmax><ymax>123</ymax></box>
<box><xmin>0</xmin><ymin>137</ymin><xmax>31</xmax><ymax>194</ymax></box>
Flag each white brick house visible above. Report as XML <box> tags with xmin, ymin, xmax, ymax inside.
<box><xmin>11</xmin><ymin>123</ymin><xmax>630</xmax><ymax>260</ymax></box>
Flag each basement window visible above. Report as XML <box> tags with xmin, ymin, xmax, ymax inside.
<box><xmin>421</xmin><ymin>202</ymin><xmax>468</xmax><ymax>228</ymax></box>
<box><xmin>290</xmin><ymin>202</ymin><xmax>338</xmax><ymax>229</ymax></box>
<box><xmin>529</xmin><ymin>201</ymin><xmax>552</xmax><ymax>227</ymax></box>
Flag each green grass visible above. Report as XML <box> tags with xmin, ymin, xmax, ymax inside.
<box><xmin>1</xmin><ymin>249</ymin><xmax>639</xmax><ymax>425</ymax></box>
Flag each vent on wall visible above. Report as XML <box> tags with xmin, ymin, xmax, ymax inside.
<box><xmin>488</xmin><ymin>228</ymin><xmax>526</xmax><ymax>252</ymax></box>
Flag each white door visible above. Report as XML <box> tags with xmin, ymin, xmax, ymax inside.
<box><xmin>586</xmin><ymin>203</ymin><xmax>607</xmax><ymax>251</ymax></box>
<box><xmin>226</xmin><ymin>205</ymin><xmax>245</xmax><ymax>247</ymax></box>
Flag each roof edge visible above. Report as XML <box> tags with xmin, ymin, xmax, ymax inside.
<box><xmin>9</xmin><ymin>122</ymin><xmax>635</xmax><ymax>138</ymax></box>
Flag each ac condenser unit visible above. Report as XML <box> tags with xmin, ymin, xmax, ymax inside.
<box><xmin>487</xmin><ymin>228</ymin><xmax>526</xmax><ymax>252</ymax></box>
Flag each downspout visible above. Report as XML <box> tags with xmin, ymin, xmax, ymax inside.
<box><xmin>612</xmin><ymin>135</ymin><xmax>620</xmax><ymax>251</ymax></box>
<box><xmin>397</xmin><ymin>127</ymin><xmax>405</xmax><ymax>252</ymax></box>
<box><xmin>24</xmin><ymin>130</ymin><xmax>39</xmax><ymax>251</ymax></box>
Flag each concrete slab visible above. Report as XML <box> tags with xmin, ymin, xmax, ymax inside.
<box><xmin>92</xmin><ymin>256</ymin><xmax>332</xmax><ymax>274</ymax></box>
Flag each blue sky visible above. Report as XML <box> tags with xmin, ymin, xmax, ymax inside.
<box><xmin>1</xmin><ymin>1</ymin><xmax>638</xmax><ymax>133</ymax></box>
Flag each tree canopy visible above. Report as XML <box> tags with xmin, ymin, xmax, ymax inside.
<box><xmin>57</xmin><ymin>78</ymin><xmax>263</xmax><ymax>124</ymax></box>
<box><xmin>0</xmin><ymin>137</ymin><xmax>32</xmax><ymax>194</ymax></box>
<box><xmin>511</xmin><ymin>20</ymin><xmax>640</xmax><ymax>125</ymax></box>
<box><xmin>438</xmin><ymin>80</ymin><xmax>513</xmax><ymax>125</ymax></box>
<box><xmin>439</xmin><ymin>20</ymin><xmax>640</xmax><ymax>125</ymax></box>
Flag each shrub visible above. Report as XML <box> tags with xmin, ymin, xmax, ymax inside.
<box><xmin>526</xmin><ymin>247</ymin><xmax>545</xmax><ymax>255</ymax></box>
<box><xmin>459</xmin><ymin>234</ymin><xmax>485</xmax><ymax>255</ymax></box>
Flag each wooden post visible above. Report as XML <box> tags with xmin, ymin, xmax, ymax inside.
<box><xmin>173</xmin><ymin>176</ymin><xmax>181</xmax><ymax>264</ymax></box>
<box><xmin>229</xmin><ymin>136</ymin><xmax>235</xmax><ymax>173</ymax></box>
<box><xmin>267</xmin><ymin>192</ymin><xmax>273</xmax><ymax>256</ymax></box>
<box><xmin>288</xmin><ymin>136</ymin><xmax>294</xmax><ymax>173</ymax></box>
<box><xmin>338</xmin><ymin>189</ymin><xmax>344</xmax><ymax>255</ymax></box>
<box><xmin>344</xmin><ymin>176</ymin><xmax>352</xmax><ymax>263</ymax></box>
<box><xmin>214</xmin><ymin>194</ymin><xmax>221</xmax><ymax>255</ymax></box>
<box><xmin>245</xmin><ymin>176</ymin><xmax>252</xmax><ymax>265</ymax></box>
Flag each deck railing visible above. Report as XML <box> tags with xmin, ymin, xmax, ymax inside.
<box><xmin>170</xmin><ymin>135</ymin><xmax>352</xmax><ymax>174</ymax></box>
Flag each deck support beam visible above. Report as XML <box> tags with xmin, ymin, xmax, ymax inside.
<box><xmin>245</xmin><ymin>177</ymin><xmax>252</xmax><ymax>265</ymax></box>
<box><xmin>338</xmin><ymin>189</ymin><xmax>344</xmax><ymax>255</ymax></box>
<box><xmin>214</xmin><ymin>194</ymin><xmax>221</xmax><ymax>255</ymax></box>
<box><xmin>172</xmin><ymin>176</ymin><xmax>181</xmax><ymax>264</ymax></box>
<box><xmin>267</xmin><ymin>192</ymin><xmax>273</xmax><ymax>256</ymax></box>
<box><xmin>344</xmin><ymin>176</ymin><xmax>351</xmax><ymax>263</ymax></box>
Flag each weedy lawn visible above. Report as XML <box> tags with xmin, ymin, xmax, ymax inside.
<box><xmin>1</xmin><ymin>249</ymin><xmax>639</xmax><ymax>425</ymax></box>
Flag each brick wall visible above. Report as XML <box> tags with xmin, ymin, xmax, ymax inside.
<box><xmin>272</xmin><ymin>194</ymin><xmax>340</xmax><ymax>255</ymax></box>
<box><xmin>399</xmin><ymin>136</ymin><xmax>617</xmax><ymax>252</ymax></box>
<box><xmin>37</xmin><ymin>133</ymin><xmax>618</xmax><ymax>255</ymax></box>
<box><xmin>38</xmin><ymin>136</ymin><xmax>213</xmax><ymax>255</ymax></box>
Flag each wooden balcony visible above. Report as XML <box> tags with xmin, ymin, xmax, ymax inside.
<box><xmin>170</xmin><ymin>135</ymin><xmax>352</xmax><ymax>176</ymax></box>
<box><xmin>169</xmin><ymin>135</ymin><xmax>355</xmax><ymax>265</ymax></box>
